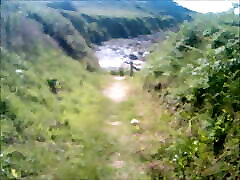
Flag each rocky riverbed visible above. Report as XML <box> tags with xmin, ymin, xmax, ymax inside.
<box><xmin>95</xmin><ymin>32</ymin><xmax>165</xmax><ymax>71</ymax></box>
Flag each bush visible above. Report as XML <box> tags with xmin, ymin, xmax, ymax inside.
<box><xmin>143</xmin><ymin>12</ymin><xmax>240</xmax><ymax>179</ymax></box>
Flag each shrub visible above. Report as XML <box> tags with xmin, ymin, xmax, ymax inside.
<box><xmin>143</xmin><ymin>12</ymin><xmax>240</xmax><ymax>179</ymax></box>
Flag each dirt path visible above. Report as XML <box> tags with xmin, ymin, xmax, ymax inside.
<box><xmin>102</xmin><ymin>76</ymin><xmax>129</xmax><ymax>103</ymax></box>
<box><xmin>101</xmin><ymin>75</ymin><xmax>171</xmax><ymax>179</ymax></box>
<box><xmin>102</xmin><ymin>76</ymin><xmax>149</xmax><ymax>179</ymax></box>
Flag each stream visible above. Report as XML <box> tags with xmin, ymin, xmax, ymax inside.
<box><xmin>95</xmin><ymin>31</ymin><xmax>165</xmax><ymax>71</ymax></box>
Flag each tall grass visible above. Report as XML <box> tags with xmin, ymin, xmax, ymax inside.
<box><xmin>1</xmin><ymin>48</ymin><xmax>117</xmax><ymax>179</ymax></box>
<box><xmin>142</xmin><ymin>12</ymin><xmax>240</xmax><ymax>179</ymax></box>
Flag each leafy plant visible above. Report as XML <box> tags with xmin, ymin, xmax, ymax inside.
<box><xmin>143</xmin><ymin>12</ymin><xmax>240</xmax><ymax>179</ymax></box>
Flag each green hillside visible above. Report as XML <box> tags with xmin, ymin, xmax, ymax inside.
<box><xmin>142</xmin><ymin>12</ymin><xmax>239</xmax><ymax>179</ymax></box>
<box><xmin>1</xmin><ymin>47</ymin><xmax>120</xmax><ymax>179</ymax></box>
<box><xmin>1</xmin><ymin>1</ymin><xmax>193</xmax><ymax>179</ymax></box>
<box><xmin>1</xmin><ymin>0</ymin><xmax>191</xmax><ymax>60</ymax></box>
<box><xmin>1</xmin><ymin>1</ymin><xmax>239</xmax><ymax>180</ymax></box>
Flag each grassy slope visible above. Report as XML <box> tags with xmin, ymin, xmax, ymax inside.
<box><xmin>141</xmin><ymin>12</ymin><xmax>240</xmax><ymax>179</ymax></box>
<box><xmin>1</xmin><ymin>1</ymin><xmax>98</xmax><ymax>70</ymax></box>
<box><xmin>1</xmin><ymin>48</ymin><xmax>175</xmax><ymax>179</ymax></box>
<box><xmin>0</xmin><ymin>1</ymin><xmax>194</xmax><ymax>179</ymax></box>
<box><xmin>1</xmin><ymin>48</ymin><xmax>115</xmax><ymax>179</ymax></box>
<box><xmin>72</xmin><ymin>1</ymin><xmax>152</xmax><ymax>18</ymax></box>
<box><xmin>2</xmin><ymin>2</ymin><xmax>238</xmax><ymax>180</ymax></box>
<box><xmin>1</xmin><ymin>0</ymin><xmax>190</xmax><ymax>64</ymax></box>
<box><xmin>44</xmin><ymin>0</ymin><xmax>192</xmax><ymax>44</ymax></box>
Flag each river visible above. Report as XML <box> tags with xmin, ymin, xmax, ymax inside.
<box><xmin>95</xmin><ymin>31</ymin><xmax>165</xmax><ymax>71</ymax></box>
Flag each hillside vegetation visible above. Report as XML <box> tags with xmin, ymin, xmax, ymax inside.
<box><xmin>1</xmin><ymin>1</ymin><xmax>191</xmax><ymax>62</ymax></box>
<box><xmin>1</xmin><ymin>1</ymin><xmax>192</xmax><ymax>179</ymax></box>
<box><xmin>1</xmin><ymin>1</ymin><xmax>239</xmax><ymax>180</ymax></box>
<box><xmin>1</xmin><ymin>47</ymin><xmax>120</xmax><ymax>179</ymax></box>
<box><xmin>1</xmin><ymin>2</ymin><xmax>98</xmax><ymax>70</ymax></box>
<box><xmin>142</xmin><ymin>12</ymin><xmax>239</xmax><ymax>179</ymax></box>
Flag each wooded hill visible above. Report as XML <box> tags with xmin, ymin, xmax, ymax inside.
<box><xmin>1</xmin><ymin>0</ymin><xmax>192</xmax><ymax>69</ymax></box>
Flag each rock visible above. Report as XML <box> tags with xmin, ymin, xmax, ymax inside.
<box><xmin>133</xmin><ymin>60</ymin><xmax>145</xmax><ymax>70</ymax></box>
<box><xmin>107</xmin><ymin>121</ymin><xmax>122</xmax><ymax>126</ymax></box>
<box><xmin>129</xmin><ymin>54</ymin><xmax>138</xmax><ymax>60</ymax></box>
<box><xmin>143</xmin><ymin>51</ymin><xmax>150</xmax><ymax>57</ymax></box>
<box><xmin>132</xmin><ymin>51</ymin><xmax>139</xmax><ymax>56</ymax></box>
<box><xmin>112</xmin><ymin>47</ymin><xmax>118</xmax><ymax>51</ymax></box>
<box><xmin>130</xmin><ymin>119</ymin><xmax>140</xmax><ymax>125</ymax></box>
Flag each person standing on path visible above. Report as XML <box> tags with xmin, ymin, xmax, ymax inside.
<box><xmin>130</xmin><ymin>61</ymin><xmax>133</xmax><ymax>77</ymax></box>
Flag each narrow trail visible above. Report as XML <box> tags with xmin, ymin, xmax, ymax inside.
<box><xmin>103</xmin><ymin>76</ymin><xmax>129</xmax><ymax>103</ymax></box>
<box><xmin>102</xmin><ymin>76</ymin><xmax>148</xmax><ymax>179</ymax></box>
<box><xmin>100</xmin><ymin>75</ymin><xmax>172</xmax><ymax>179</ymax></box>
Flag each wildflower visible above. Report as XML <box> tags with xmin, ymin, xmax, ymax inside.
<box><xmin>15</xmin><ymin>69</ymin><xmax>23</xmax><ymax>73</ymax></box>
<box><xmin>130</xmin><ymin>119</ymin><xmax>140</xmax><ymax>125</ymax></box>
<box><xmin>193</xmin><ymin>140</ymin><xmax>198</xmax><ymax>145</ymax></box>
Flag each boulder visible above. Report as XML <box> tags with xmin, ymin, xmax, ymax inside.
<box><xmin>129</xmin><ymin>54</ymin><xmax>138</xmax><ymax>60</ymax></box>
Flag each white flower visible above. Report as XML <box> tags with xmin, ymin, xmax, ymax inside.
<box><xmin>193</xmin><ymin>140</ymin><xmax>198</xmax><ymax>145</ymax></box>
<box><xmin>192</xmin><ymin>72</ymin><xmax>197</xmax><ymax>75</ymax></box>
<box><xmin>130</xmin><ymin>119</ymin><xmax>140</xmax><ymax>125</ymax></box>
<box><xmin>162</xmin><ymin>72</ymin><xmax>170</xmax><ymax>76</ymax></box>
<box><xmin>15</xmin><ymin>69</ymin><xmax>23</xmax><ymax>73</ymax></box>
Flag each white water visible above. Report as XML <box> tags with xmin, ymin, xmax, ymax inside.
<box><xmin>96</xmin><ymin>47</ymin><xmax>129</xmax><ymax>69</ymax></box>
<box><xmin>95</xmin><ymin>32</ymin><xmax>164</xmax><ymax>70</ymax></box>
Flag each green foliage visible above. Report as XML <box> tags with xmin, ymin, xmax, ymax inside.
<box><xmin>26</xmin><ymin>6</ymin><xmax>91</xmax><ymax>59</ymax></box>
<box><xmin>47</xmin><ymin>1</ymin><xmax>76</xmax><ymax>11</ymax></box>
<box><xmin>1</xmin><ymin>2</ymin><xmax>99</xmax><ymax>70</ymax></box>
<box><xmin>1</xmin><ymin>12</ymin><xmax>57</xmax><ymax>55</ymax></box>
<box><xmin>2</xmin><ymin>0</ymin><xmax>190</xmax><ymax>47</ymax></box>
<box><xmin>0</xmin><ymin>48</ymin><xmax>116</xmax><ymax>179</ymax></box>
<box><xmin>1</xmin><ymin>1</ymin><xmax>189</xmax><ymax>70</ymax></box>
<box><xmin>143</xmin><ymin>12</ymin><xmax>240</xmax><ymax>179</ymax></box>
<box><xmin>61</xmin><ymin>11</ymin><xmax>175</xmax><ymax>44</ymax></box>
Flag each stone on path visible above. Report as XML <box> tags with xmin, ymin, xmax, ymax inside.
<box><xmin>107</xmin><ymin>121</ymin><xmax>122</xmax><ymax>126</ymax></box>
<box><xmin>130</xmin><ymin>119</ymin><xmax>140</xmax><ymax>125</ymax></box>
<box><xmin>112</xmin><ymin>160</ymin><xmax>125</xmax><ymax>169</ymax></box>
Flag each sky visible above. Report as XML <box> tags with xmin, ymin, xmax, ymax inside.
<box><xmin>174</xmin><ymin>0</ymin><xmax>239</xmax><ymax>14</ymax></box>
